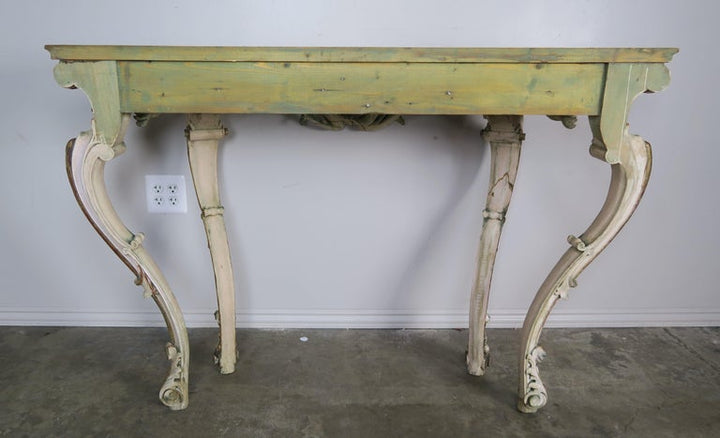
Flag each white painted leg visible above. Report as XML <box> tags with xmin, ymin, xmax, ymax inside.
<box><xmin>467</xmin><ymin>115</ymin><xmax>524</xmax><ymax>376</ymax></box>
<box><xmin>66</xmin><ymin>125</ymin><xmax>190</xmax><ymax>410</ymax></box>
<box><xmin>186</xmin><ymin>114</ymin><xmax>237</xmax><ymax>374</ymax></box>
<box><xmin>517</xmin><ymin>126</ymin><xmax>652</xmax><ymax>413</ymax></box>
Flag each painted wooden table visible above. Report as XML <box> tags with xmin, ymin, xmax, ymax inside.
<box><xmin>46</xmin><ymin>45</ymin><xmax>676</xmax><ymax>412</ymax></box>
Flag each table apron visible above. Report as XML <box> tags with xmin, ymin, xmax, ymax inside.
<box><xmin>117</xmin><ymin>61</ymin><xmax>605</xmax><ymax>115</ymax></box>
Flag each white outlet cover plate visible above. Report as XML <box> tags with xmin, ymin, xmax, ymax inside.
<box><xmin>145</xmin><ymin>175</ymin><xmax>188</xmax><ymax>214</ymax></box>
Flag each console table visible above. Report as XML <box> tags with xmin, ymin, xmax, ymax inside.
<box><xmin>46</xmin><ymin>45</ymin><xmax>676</xmax><ymax>412</ymax></box>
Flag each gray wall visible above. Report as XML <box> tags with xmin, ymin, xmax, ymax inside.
<box><xmin>1</xmin><ymin>0</ymin><xmax>718</xmax><ymax>328</ymax></box>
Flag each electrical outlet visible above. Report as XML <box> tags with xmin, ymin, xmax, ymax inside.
<box><xmin>145</xmin><ymin>175</ymin><xmax>188</xmax><ymax>213</ymax></box>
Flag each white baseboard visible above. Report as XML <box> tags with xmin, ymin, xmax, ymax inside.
<box><xmin>0</xmin><ymin>307</ymin><xmax>718</xmax><ymax>328</ymax></box>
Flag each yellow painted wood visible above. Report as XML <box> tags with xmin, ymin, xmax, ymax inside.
<box><xmin>46</xmin><ymin>45</ymin><xmax>678</xmax><ymax>64</ymax></box>
<box><xmin>119</xmin><ymin>61</ymin><xmax>605</xmax><ymax>115</ymax></box>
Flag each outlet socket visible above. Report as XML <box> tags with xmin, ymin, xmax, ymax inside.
<box><xmin>145</xmin><ymin>175</ymin><xmax>188</xmax><ymax>213</ymax></box>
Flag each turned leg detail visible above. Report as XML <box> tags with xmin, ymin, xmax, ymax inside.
<box><xmin>186</xmin><ymin>114</ymin><xmax>237</xmax><ymax>375</ymax></box>
<box><xmin>467</xmin><ymin>115</ymin><xmax>524</xmax><ymax>375</ymax></box>
<box><xmin>66</xmin><ymin>124</ymin><xmax>190</xmax><ymax>410</ymax></box>
<box><xmin>517</xmin><ymin>126</ymin><xmax>652</xmax><ymax>413</ymax></box>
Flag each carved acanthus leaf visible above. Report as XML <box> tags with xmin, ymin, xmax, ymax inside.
<box><xmin>299</xmin><ymin>113</ymin><xmax>405</xmax><ymax>131</ymax></box>
<box><xmin>521</xmin><ymin>346</ymin><xmax>548</xmax><ymax>412</ymax></box>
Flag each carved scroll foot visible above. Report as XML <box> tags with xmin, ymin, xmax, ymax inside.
<box><xmin>67</xmin><ymin>127</ymin><xmax>190</xmax><ymax>410</ymax></box>
<box><xmin>159</xmin><ymin>342</ymin><xmax>188</xmax><ymax>410</ymax></box>
<box><xmin>467</xmin><ymin>115</ymin><xmax>524</xmax><ymax>376</ymax></box>
<box><xmin>517</xmin><ymin>127</ymin><xmax>652</xmax><ymax>413</ymax></box>
<box><xmin>517</xmin><ymin>346</ymin><xmax>547</xmax><ymax>413</ymax></box>
<box><xmin>186</xmin><ymin>114</ymin><xmax>237</xmax><ymax>375</ymax></box>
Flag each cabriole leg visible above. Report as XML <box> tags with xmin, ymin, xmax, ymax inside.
<box><xmin>186</xmin><ymin>114</ymin><xmax>237</xmax><ymax>374</ymax></box>
<box><xmin>517</xmin><ymin>124</ymin><xmax>652</xmax><ymax>413</ymax></box>
<box><xmin>467</xmin><ymin>115</ymin><xmax>524</xmax><ymax>375</ymax></box>
<box><xmin>66</xmin><ymin>121</ymin><xmax>190</xmax><ymax>410</ymax></box>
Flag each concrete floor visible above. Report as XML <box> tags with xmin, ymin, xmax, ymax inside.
<box><xmin>0</xmin><ymin>327</ymin><xmax>718</xmax><ymax>437</ymax></box>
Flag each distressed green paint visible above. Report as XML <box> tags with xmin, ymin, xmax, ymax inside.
<box><xmin>591</xmin><ymin>63</ymin><xmax>672</xmax><ymax>163</ymax></box>
<box><xmin>53</xmin><ymin>61</ymin><xmax>124</xmax><ymax>145</ymax></box>
<box><xmin>45</xmin><ymin>45</ymin><xmax>678</xmax><ymax>64</ymax></box>
<box><xmin>46</xmin><ymin>46</ymin><xmax>680</xmax><ymax>149</ymax></box>
<box><xmin>118</xmin><ymin>61</ymin><xmax>605</xmax><ymax>115</ymax></box>
<box><xmin>46</xmin><ymin>47</ymin><xmax>678</xmax><ymax>146</ymax></box>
